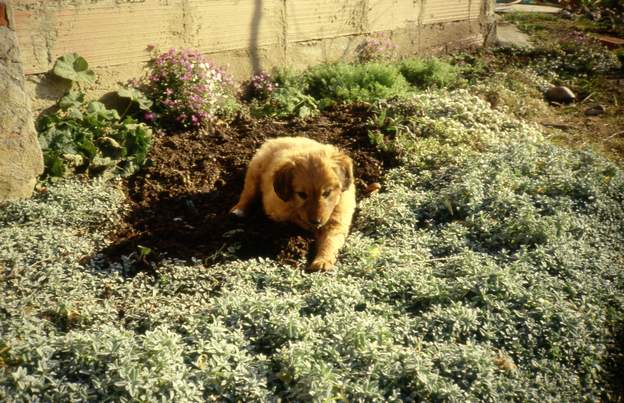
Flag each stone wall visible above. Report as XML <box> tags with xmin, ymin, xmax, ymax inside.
<box><xmin>0</xmin><ymin>0</ymin><xmax>43</xmax><ymax>201</ymax></box>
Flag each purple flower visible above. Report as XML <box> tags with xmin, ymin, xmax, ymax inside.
<box><xmin>141</xmin><ymin>47</ymin><xmax>234</xmax><ymax>128</ymax></box>
<box><xmin>144</xmin><ymin>112</ymin><xmax>156</xmax><ymax>122</ymax></box>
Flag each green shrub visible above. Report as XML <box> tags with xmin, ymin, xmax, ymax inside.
<box><xmin>249</xmin><ymin>63</ymin><xmax>411</xmax><ymax>117</ymax></box>
<box><xmin>38</xmin><ymin>54</ymin><xmax>152</xmax><ymax>178</ymax></box>
<box><xmin>367</xmin><ymin>89</ymin><xmax>542</xmax><ymax>167</ymax></box>
<box><xmin>398</xmin><ymin>57</ymin><xmax>460</xmax><ymax>89</ymax></box>
<box><xmin>272</xmin><ymin>67</ymin><xmax>308</xmax><ymax>90</ymax></box>
<box><xmin>248</xmin><ymin>67</ymin><xmax>319</xmax><ymax>119</ymax></box>
<box><xmin>449</xmin><ymin>52</ymin><xmax>489</xmax><ymax>84</ymax></box>
<box><xmin>251</xmin><ymin>86</ymin><xmax>319</xmax><ymax>119</ymax></box>
<box><xmin>38</xmin><ymin>95</ymin><xmax>151</xmax><ymax>178</ymax></box>
<box><xmin>244</xmin><ymin>71</ymin><xmax>279</xmax><ymax>101</ymax></box>
<box><xmin>471</xmin><ymin>69</ymin><xmax>550</xmax><ymax>119</ymax></box>
<box><xmin>304</xmin><ymin>62</ymin><xmax>411</xmax><ymax>107</ymax></box>
<box><xmin>493</xmin><ymin>39</ymin><xmax>620</xmax><ymax>78</ymax></box>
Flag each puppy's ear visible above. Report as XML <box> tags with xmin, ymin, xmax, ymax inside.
<box><xmin>273</xmin><ymin>162</ymin><xmax>295</xmax><ymax>201</ymax></box>
<box><xmin>332</xmin><ymin>152</ymin><xmax>354</xmax><ymax>191</ymax></box>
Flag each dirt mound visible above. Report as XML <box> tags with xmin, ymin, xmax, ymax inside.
<box><xmin>102</xmin><ymin>105</ymin><xmax>396</xmax><ymax>274</ymax></box>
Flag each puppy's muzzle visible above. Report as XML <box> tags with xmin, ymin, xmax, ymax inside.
<box><xmin>309</xmin><ymin>217</ymin><xmax>323</xmax><ymax>229</ymax></box>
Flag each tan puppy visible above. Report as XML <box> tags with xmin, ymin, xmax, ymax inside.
<box><xmin>230</xmin><ymin>137</ymin><xmax>356</xmax><ymax>271</ymax></box>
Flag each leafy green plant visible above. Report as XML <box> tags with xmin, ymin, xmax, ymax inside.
<box><xmin>250</xmin><ymin>86</ymin><xmax>319</xmax><ymax>119</ymax></box>
<box><xmin>449</xmin><ymin>52</ymin><xmax>489</xmax><ymax>84</ymax></box>
<box><xmin>471</xmin><ymin>69</ymin><xmax>550</xmax><ymax>119</ymax></box>
<box><xmin>38</xmin><ymin>54</ymin><xmax>152</xmax><ymax>178</ymax></box>
<box><xmin>493</xmin><ymin>36</ymin><xmax>620</xmax><ymax>77</ymax></box>
<box><xmin>52</xmin><ymin>53</ymin><xmax>96</xmax><ymax>84</ymax></box>
<box><xmin>243</xmin><ymin>71</ymin><xmax>279</xmax><ymax>101</ymax></box>
<box><xmin>304</xmin><ymin>62</ymin><xmax>411</xmax><ymax>107</ymax></box>
<box><xmin>38</xmin><ymin>97</ymin><xmax>151</xmax><ymax>178</ymax></box>
<box><xmin>117</xmin><ymin>87</ymin><xmax>153</xmax><ymax>114</ymax></box>
<box><xmin>502</xmin><ymin>12</ymin><xmax>560</xmax><ymax>34</ymax></box>
<box><xmin>398</xmin><ymin>57</ymin><xmax>460</xmax><ymax>89</ymax></box>
<box><xmin>557</xmin><ymin>0</ymin><xmax>624</xmax><ymax>34</ymax></box>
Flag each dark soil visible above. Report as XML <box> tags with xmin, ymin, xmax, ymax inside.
<box><xmin>102</xmin><ymin>105</ymin><xmax>396</xmax><ymax>275</ymax></box>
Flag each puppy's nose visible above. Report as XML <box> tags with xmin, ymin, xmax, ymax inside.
<box><xmin>309</xmin><ymin>218</ymin><xmax>322</xmax><ymax>226</ymax></box>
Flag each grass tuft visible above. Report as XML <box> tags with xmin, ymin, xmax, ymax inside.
<box><xmin>398</xmin><ymin>57</ymin><xmax>461</xmax><ymax>89</ymax></box>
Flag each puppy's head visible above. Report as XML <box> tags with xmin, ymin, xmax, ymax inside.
<box><xmin>273</xmin><ymin>151</ymin><xmax>353</xmax><ymax>229</ymax></box>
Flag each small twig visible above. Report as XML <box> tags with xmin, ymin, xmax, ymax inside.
<box><xmin>580</xmin><ymin>92</ymin><xmax>594</xmax><ymax>104</ymax></box>
<box><xmin>540</xmin><ymin>122</ymin><xmax>577</xmax><ymax>131</ymax></box>
<box><xmin>606</xmin><ymin>130</ymin><xmax>624</xmax><ymax>140</ymax></box>
<box><xmin>119</xmin><ymin>100</ymin><xmax>132</xmax><ymax>121</ymax></box>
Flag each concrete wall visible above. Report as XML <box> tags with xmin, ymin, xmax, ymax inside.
<box><xmin>11</xmin><ymin>0</ymin><xmax>495</xmax><ymax>112</ymax></box>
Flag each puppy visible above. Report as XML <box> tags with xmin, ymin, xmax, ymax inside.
<box><xmin>230</xmin><ymin>137</ymin><xmax>356</xmax><ymax>271</ymax></box>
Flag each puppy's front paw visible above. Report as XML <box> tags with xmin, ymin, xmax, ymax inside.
<box><xmin>309</xmin><ymin>258</ymin><xmax>335</xmax><ymax>272</ymax></box>
<box><xmin>229</xmin><ymin>205</ymin><xmax>246</xmax><ymax>218</ymax></box>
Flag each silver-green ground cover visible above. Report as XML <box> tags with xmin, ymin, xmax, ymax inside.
<box><xmin>1</xmin><ymin>91</ymin><xmax>623</xmax><ymax>402</ymax></box>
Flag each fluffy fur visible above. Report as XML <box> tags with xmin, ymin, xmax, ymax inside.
<box><xmin>230</xmin><ymin>137</ymin><xmax>356</xmax><ymax>271</ymax></box>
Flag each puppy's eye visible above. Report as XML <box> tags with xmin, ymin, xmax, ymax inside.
<box><xmin>296</xmin><ymin>192</ymin><xmax>307</xmax><ymax>199</ymax></box>
<box><xmin>322</xmin><ymin>190</ymin><xmax>332</xmax><ymax>198</ymax></box>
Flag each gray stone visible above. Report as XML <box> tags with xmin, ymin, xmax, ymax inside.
<box><xmin>544</xmin><ymin>86</ymin><xmax>576</xmax><ymax>104</ymax></box>
<box><xmin>585</xmin><ymin>104</ymin><xmax>606</xmax><ymax>116</ymax></box>
<box><xmin>496</xmin><ymin>4</ymin><xmax>562</xmax><ymax>14</ymax></box>
<box><xmin>0</xmin><ymin>13</ymin><xmax>44</xmax><ymax>201</ymax></box>
<box><xmin>496</xmin><ymin>21</ymin><xmax>533</xmax><ymax>49</ymax></box>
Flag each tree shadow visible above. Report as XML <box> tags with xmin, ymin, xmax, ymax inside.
<box><xmin>250</xmin><ymin>0</ymin><xmax>263</xmax><ymax>73</ymax></box>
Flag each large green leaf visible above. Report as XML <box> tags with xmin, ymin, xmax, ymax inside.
<box><xmin>53</xmin><ymin>53</ymin><xmax>96</xmax><ymax>84</ymax></box>
<box><xmin>59</xmin><ymin>90</ymin><xmax>85</xmax><ymax>110</ymax></box>
<box><xmin>75</xmin><ymin>133</ymin><xmax>98</xmax><ymax>159</ymax></box>
<box><xmin>38</xmin><ymin>128</ymin><xmax>76</xmax><ymax>153</ymax></box>
<box><xmin>122</xmin><ymin>124</ymin><xmax>152</xmax><ymax>165</ymax></box>
<box><xmin>86</xmin><ymin>102</ymin><xmax>120</xmax><ymax>122</ymax></box>
<box><xmin>117</xmin><ymin>87</ymin><xmax>153</xmax><ymax>111</ymax></box>
<box><xmin>43</xmin><ymin>151</ymin><xmax>66</xmax><ymax>177</ymax></box>
<box><xmin>65</xmin><ymin>107</ymin><xmax>84</xmax><ymax>121</ymax></box>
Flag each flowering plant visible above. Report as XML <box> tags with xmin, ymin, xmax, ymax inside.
<box><xmin>143</xmin><ymin>47</ymin><xmax>235</xmax><ymax>129</ymax></box>
<box><xmin>357</xmin><ymin>33</ymin><xmax>398</xmax><ymax>62</ymax></box>
<box><xmin>245</xmin><ymin>71</ymin><xmax>279</xmax><ymax>100</ymax></box>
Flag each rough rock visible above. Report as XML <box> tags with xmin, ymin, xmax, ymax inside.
<box><xmin>0</xmin><ymin>7</ymin><xmax>44</xmax><ymax>201</ymax></box>
<box><xmin>364</xmin><ymin>182</ymin><xmax>382</xmax><ymax>195</ymax></box>
<box><xmin>585</xmin><ymin>104</ymin><xmax>606</xmax><ymax>116</ymax></box>
<box><xmin>544</xmin><ymin>86</ymin><xmax>576</xmax><ymax>104</ymax></box>
<box><xmin>496</xmin><ymin>4</ymin><xmax>562</xmax><ymax>13</ymax></box>
<box><xmin>496</xmin><ymin>21</ymin><xmax>533</xmax><ymax>49</ymax></box>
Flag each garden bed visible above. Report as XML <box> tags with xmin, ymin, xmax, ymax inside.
<box><xmin>104</xmin><ymin>104</ymin><xmax>394</xmax><ymax>274</ymax></box>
